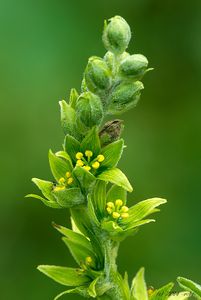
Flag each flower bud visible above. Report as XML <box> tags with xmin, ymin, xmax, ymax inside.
<box><xmin>120</xmin><ymin>54</ymin><xmax>149</xmax><ymax>80</ymax></box>
<box><xmin>102</xmin><ymin>16</ymin><xmax>131</xmax><ymax>54</ymax></box>
<box><xmin>107</xmin><ymin>81</ymin><xmax>144</xmax><ymax>115</ymax></box>
<box><xmin>85</xmin><ymin>56</ymin><xmax>111</xmax><ymax>93</ymax></box>
<box><xmin>76</xmin><ymin>92</ymin><xmax>103</xmax><ymax>130</ymax></box>
<box><xmin>99</xmin><ymin>119</ymin><xmax>124</xmax><ymax>146</ymax></box>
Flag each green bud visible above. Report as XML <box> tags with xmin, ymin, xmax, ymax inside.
<box><xmin>99</xmin><ymin>119</ymin><xmax>124</xmax><ymax>146</ymax></box>
<box><xmin>76</xmin><ymin>92</ymin><xmax>103</xmax><ymax>130</ymax></box>
<box><xmin>84</xmin><ymin>56</ymin><xmax>111</xmax><ymax>93</ymax></box>
<box><xmin>107</xmin><ymin>81</ymin><xmax>144</xmax><ymax>115</ymax></box>
<box><xmin>102</xmin><ymin>16</ymin><xmax>131</xmax><ymax>54</ymax></box>
<box><xmin>120</xmin><ymin>54</ymin><xmax>149</xmax><ymax>80</ymax></box>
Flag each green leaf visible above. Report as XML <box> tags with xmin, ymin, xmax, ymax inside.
<box><xmin>53</xmin><ymin>188</ymin><xmax>85</xmax><ymax>208</ymax></box>
<box><xmin>98</xmin><ymin>168</ymin><xmax>133</xmax><ymax>192</ymax></box>
<box><xmin>123</xmin><ymin>198</ymin><xmax>167</xmax><ymax>229</ymax></box>
<box><xmin>150</xmin><ymin>282</ymin><xmax>174</xmax><ymax>300</ymax></box>
<box><xmin>177</xmin><ymin>276</ymin><xmax>201</xmax><ymax>298</ymax></box>
<box><xmin>55</xmin><ymin>151</ymin><xmax>73</xmax><ymax>167</ymax></box>
<box><xmin>31</xmin><ymin>178</ymin><xmax>55</xmax><ymax>202</ymax></box>
<box><xmin>37</xmin><ymin>265</ymin><xmax>91</xmax><ymax>286</ymax></box>
<box><xmin>131</xmin><ymin>268</ymin><xmax>148</xmax><ymax>300</ymax></box>
<box><xmin>80</xmin><ymin>126</ymin><xmax>101</xmax><ymax>157</ymax></box>
<box><xmin>53</xmin><ymin>223</ymin><xmax>93</xmax><ymax>251</ymax></box>
<box><xmin>25</xmin><ymin>194</ymin><xmax>61</xmax><ymax>208</ymax></box>
<box><xmin>54</xmin><ymin>287</ymin><xmax>89</xmax><ymax>300</ymax></box>
<box><xmin>49</xmin><ymin>150</ymin><xmax>72</xmax><ymax>182</ymax></box>
<box><xmin>106</xmin><ymin>184</ymin><xmax>127</xmax><ymax>204</ymax></box>
<box><xmin>101</xmin><ymin>139</ymin><xmax>124</xmax><ymax>169</ymax></box>
<box><xmin>88</xmin><ymin>277</ymin><xmax>100</xmax><ymax>298</ymax></box>
<box><xmin>167</xmin><ymin>292</ymin><xmax>191</xmax><ymax>300</ymax></box>
<box><xmin>88</xmin><ymin>195</ymin><xmax>100</xmax><ymax>227</ymax></box>
<box><xmin>69</xmin><ymin>88</ymin><xmax>79</xmax><ymax>109</ymax></box>
<box><xmin>73</xmin><ymin>166</ymin><xmax>96</xmax><ymax>190</ymax></box>
<box><xmin>59</xmin><ymin>100</ymin><xmax>76</xmax><ymax>137</ymax></box>
<box><xmin>64</xmin><ymin>134</ymin><xmax>80</xmax><ymax>163</ymax></box>
<box><xmin>92</xmin><ymin>180</ymin><xmax>107</xmax><ymax>218</ymax></box>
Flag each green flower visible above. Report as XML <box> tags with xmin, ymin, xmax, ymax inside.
<box><xmin>64</xmin><ymin>126</ymin><xmax>133</xmax><ymax>192</ymax></box>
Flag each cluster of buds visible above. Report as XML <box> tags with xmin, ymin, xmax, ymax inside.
<box><xmin>106</xmin><ymin>199</ymin><xmax>129</xmax><ymax>220</ymax></box>
<box><xmin>54</xmin><ymin>172</ymin><xmax>74</xmax><ymax>192</ymax></box>
<box><xmin>76</xmin><ymin>150</ymin><xmax>105</xmax><ymax>172</ymax></box>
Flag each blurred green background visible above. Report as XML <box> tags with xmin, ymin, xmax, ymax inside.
<box><xmin>0</xmin><ymin>0</ymin><xmax>201</xmax><ymax>299</ymax></box>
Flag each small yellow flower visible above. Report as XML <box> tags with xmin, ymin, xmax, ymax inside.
<box><xmin>112</xmin><ymin>212</ymin><xmax>121</xmax><ymax>219</ymax></box>
<box><xmin>92</xmin><ymin>161</ymin><xmax>100</xmax><ymax>169</ymax></box>
<box><xmin>85</xmin><ymin>150</ymin><xmax>93</xmax><ymax>157</ymax></box>
<box><xmin>121</xmin><ymin>212</ymin><xmax>129</xmax><ymax>219</ymax></box>
<box><xmin>106</xmin><ymin>207</ymin><xmax>113</xmax><ymax>214</ymax></box>
<box><xmin>85</xmin><ymin>256</ymin><xmax>93</xmax><ymax>265</ymax></box>
<box><xmin>66</xmin><ymin>172</ymin><xmax>71</xmax><ymax>178</ymax></box>
<box><xmin>76</xmin><ymin>159</ymin><xmax>84</xmax><ymax>167</ymax></box>
<box><xmin>54</xmin><ymin>186</ymin><xmax>65</xmax><ymax>192</ymax></box>
<box><xmin>58</xmin><ymin>177</ymin><xmax>65</xmax><ymax>184</ymax></box>
<box><xmin>121</xmin><ymin>206</ymin><xmax>129</xmax><ymax>213</ymax></box>
<box><xmin>115</xmin><ymin>199</ymin><xmax>123</xmax><ymax>207</ymax></box>
<box><xmin>83</xmin><ymin>165</ymin><xmax>91</xmax><ymax>171</ymax></box>
<box><xmin>97</xmin><ymin>154</ymin><xmax>105</xmax><ymax>162</ymax></box>
<box><xmin>67</xmin><ymin>177</ymin><xmax>74</xmax><ymax>185</ymax></box>
<box><xmin>107</xmin><ymin>202</ymin><xmax>115</xmax><ymax>209</ymax></box>
<box><xmin>76</xmin><ymin>152</ymin><xmax>83</xmax><ymax>159</ymax></box>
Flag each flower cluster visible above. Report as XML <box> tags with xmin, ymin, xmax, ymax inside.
<box><xmin>76</xmin><ymin>150</ymin><xmax>105</xmax><ymax>172</ymax></box>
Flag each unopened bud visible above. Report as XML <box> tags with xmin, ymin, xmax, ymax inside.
<box><xmin>76</xmin><ymin>92</ymin><xmax>103</xmax><ymax>130</ymax></box>
<box><xmin>120</xmin><ymin>54</ymin><xmax>149</xmax><ymax>80</ymax></box>
<box><xmin>85</xmin><ymin>56</ymin><xmax>111</xmax><ymax>93</ymax></box>
<box><xmin>107</xmin><ymin>81</ymin><xmax>144</xmax><ymax>115</ymax></box>
<box><xmin>102</xmin><ymin>16</ymin><xmax>131</xmax><ymax>54</ymax></box>
<box><xmin>99</xmin><ymin>119</ymin><xmax>124</xmax><ymax>146</ymax></box>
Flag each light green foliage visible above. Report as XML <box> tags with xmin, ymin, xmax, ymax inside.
<box><xmin>27</xmin><ymin>15</ymin><xmax>199</xmax><ymax>300</ymax></box>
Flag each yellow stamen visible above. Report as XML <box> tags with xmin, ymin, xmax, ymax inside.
<box><xmin>92</xmin><ymin>161</ymin><xmax>100</xmax><ymax>169</ymax></box>
<box><xmin>76</xmin><ymin>159</ymin><xmax>84</xmax><ymax>167</ymax></box>
<box><xmin>67</xmin><ymin>177</ymin><xmax>73</xmax><ymax>185</ymax></box>
<box><xmin>115</xmin><ymin>199</ymin><xmax>123</xmax><ymax>207</ymax></box>
<box><xmin>97</xmin><ymin>154</ymin><xmax>105</xmax><ymax>162</ymax></box>
<box><xmin>106</xmin><ymin>207</ymin><xmax>113</xmax><ymax>214</ymax></box>
<box><xmin>121</xmin><ymin>212</ymin><xmax>129</xmax><ymax>219</ymax></box>
<box><xmin>147</xmin><ymin>287</ymin><xmax>154</xmax><ymax>296</ymax></box>
<box><xmin>112</xmin><ymin>212</ymin><xmax>120</xmax><ymax>219</ymax></box>
<box><xmin>107</xmin><ymin>202</ymin><xmax>115</xmax><ymax>209</ymax></box>
<box><xmin>85</xmin><ymin>150</ymin><xmax>93</xmax><ymax>157</ymax></box>
<box><xmin>54</xmin><ymin>186</ymin><xmax>65</xmax><ymax>192</ymax></box>
<box><xmin>121</xmin><ymin>206</ymin><xmax>129</xmax><ymax>213</ymax></box>
<box><xmin>85</xmin><ymin>256</ymin><xmax>92</xmax><ymax>265</ymax></box>
<box><xmin>66</xmin><ymin>171</ymin><xmax>71</xmax><ymax>178</ymax></box>
<box><xmin>76</xmin><ymin>152</ymin><xmax>83</xmax><ymax>159</ymax></box>
<box><xmin>58</xmin><ymin>177</ymin><xmax>65</xmax><ymax>184</ymax></box>
<box><xmin>83</xmin><ymin>165</ymin><xmax>91</xmax><ymax>171</ymax></box>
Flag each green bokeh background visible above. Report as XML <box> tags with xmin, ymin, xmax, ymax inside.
<box><xmin>0</xmin><ymin>0</ymin><xmax>201</xmax><ymax>299</ymax></box>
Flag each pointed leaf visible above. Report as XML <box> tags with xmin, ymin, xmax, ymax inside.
<box><xmin>98</xmin><ymin>168</ymin><xmax>133</xmax><ymax>192</ymax></box>
<box><xmin>49</xmin><ymin>150</ymin><xmax>72</xmax><ymax>182</ymax></box>
<box><xmin>54</xmin><ymin>287</ymin><xmax>89</xmax><ymax>300</ymax></box>
<box><xmin>88</xmin><ymin>195</ymin><xmax>100</xmax><ymax>227</ymax></box>
<box><xmin>80</xmin><ymin>126</ymin><xmax>101</xmax><ymax>157</ymax></box>
<box><xmin>101</xmin><ymin>139</ymin><xmax>124</xmax><ymax>169</ymax></box>
<box><xmin>73</xmin><ymin>166</ymin><xmax>96</xmax><ymax>190</ymax></box>
<box><xmin>37</xmin><ymin>265</ymin><xmax>91</xmax><ymax>286</ymax></box>
<box><xmin>59</xmin><ymin>100</ymin><xmax>76</xmax><ymax>137</ymax></box>
<box><xmin>25</xmin><ymin>194</ymin><xmax>61</xmax><ymax>208</ymax></box>
<box><xmin>88</xmin><ymin>277</ymin><xmax>100</xmax><ymax>298</ymax></box>
<box><xmin>69</xmin><ymin>88</ymin><xmax>79</xmax><ymax>109</ymax></box>
<box><xmin>177</xmin><ymin>276</ymin><xmax>201</xmax><ymax>298</ymax></box>
<box><xmin>55</xmin><ymin>151</ymin><xmax>73</xmax><ymax>167</ymax></box>
<box><xmin>92</xmin><ymin>180</ymin><xmax>107</xmax><ymax>217</ymax></box>
<box><xmin>64</xmin><ymin>134</ymin><xmax>80</xmax><ymax>163</ymax></box>
<box><xmin>131</xmin><ymin>268</ymin><xmax>148</xmax><ymax>300</ymax></box>
<box><xmin>53</xmin><ymin>187</ymin><xmax>85</xmax><ymax>208</ymax></box>
<box><xmin>150</xmin><ymin>282</ymin><xmax>174</xmax><ymax>300</ymax></box>
<box><xmin>31</xmin><ymin>178</ymin><xmax>55</xmax><ymax>202</ymax></box>
<box><xmin>106</xmin><ymin>184</ymin><xmax>127</xmax><ymax>204</ymax></box>
<box><xmin>168</xmin><ymin>292</ymin><xmax>190</xmax><ymax>299</ymax></box>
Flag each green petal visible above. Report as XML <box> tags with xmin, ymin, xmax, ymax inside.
<box><xmin>177</xmin><ymin>276</ymin><xmax>201</xmax><ymax>298</ymax></box>
<box><xmin>53</xmin><ymin>187</ymin><xmax>85</xmax><ymax>208</ymax></box>
<box><xmin>167</xmin><ymin>292</ymin><xmax>191</xmax><ymax>299</ymax></box>
<box><xmin>106</xmin><ymin>184</ymin><xmax>127</xmax><ymax>205</ymax></box>
<box><xmin>73</xmin><ymin>166</ymin><xmax>96</xmax><ymax>190</ymax></box>
<box><xmin>88</xmin><ymin>195</ymin><xmax>100</xmax><ymax>227</ymax></box>
<box><xmin>80</xmin><ymin>126</ymin><xmax>101</xmax><ymax>157</ymax></box>
<box><xmin>88</xmin><ymin>277</ymin><xmax>100</xmax><ymax>298</ymax></box>
<box><xmin>37</xmin><ymin>265</ymin><xmax>90</xmax><ymax>286</ymax></box>
<box><xmin>131</xmin><ymin>268</ymin><xmax>148</xmax><ymax>300</ymax></box>
<box><xmin>98</xmin><ymin>168</ymin><xmax>133</xmax><ymax>192</ymax></box>
<box><xmin>92</xmin><ymin>180</ymin><xmax>107</xmax><ymax>218</ymax></box>
<box><xmin>64</xmin><ymin>134</ymin><xmax>81</xmax><ymax>163</ymax></box>
<box><xmin>49</xmin><ymin>150</ymin><xmax>72</xmax><ymax>182</ymax></box>
<box><xmin>149</xmin><ymin>282</ymin><xmax>174</xmax><ymax>300</ymax></box>
<box><xmin>101</xmin><ymin>139</ymin><xmax>124</xmax><ymax>169</ymax></box>
<box><xmin>25</xmin><ymin>194</ymin><xmax>61</xmax><ymax>208</ymax></box>
<box><xmin>31</xmin><ymin>178</ymin><xmax>55</xmax><ymax>202</ymax></box>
